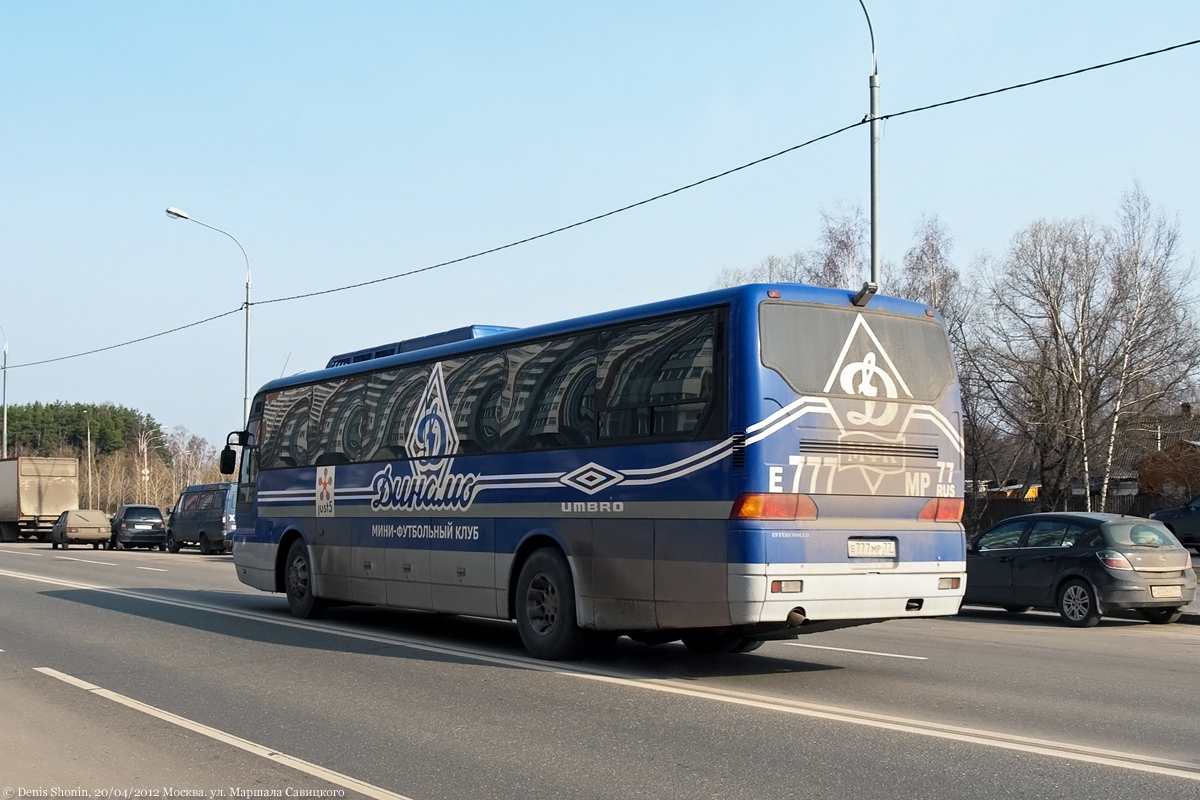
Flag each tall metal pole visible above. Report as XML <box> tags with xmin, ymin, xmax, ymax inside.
<box><xmin>165</xmin><ymin>208</ymin><xmax>252</xmax><ymax>426</ymax></box>
<box><xmin>859</xmin><ymin>0</ymin><xmax>881</xmax><ymax>287</ymax></box>
<box><xmin>244</xmin><ymin>268</ymin><xmax>251</xmax><ymax>428</ymax></box>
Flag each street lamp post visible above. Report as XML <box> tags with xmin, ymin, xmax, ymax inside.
<box><xmin>165</xmin><ymin>208</ymin><xmax>252</xmax><ymax>426</ymax></box>
<box><xmin>859</xmin><ymin>0</ymin><xmax>881</xmax><ymax>288</ymax></box>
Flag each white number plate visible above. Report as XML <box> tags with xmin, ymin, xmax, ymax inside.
<box><xmin>134</xmin><ymin>524</ymin><xmax>151</xmax><ymax>530</ymax></box>
<box><xmin>1151</xmin><ymin>585</ymin><xmax>1183</xmax><ymax>599</ymax></box>
<box><xmin>848</xmin><ymin>539</ymin><xmax>896</xmax><ymax>558</ymax></box>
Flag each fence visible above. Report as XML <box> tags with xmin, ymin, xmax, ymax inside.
<box><xmin>964</xmin><ymin>493</ymin><xmax>1186</xmax><ymax>536</ymax></box>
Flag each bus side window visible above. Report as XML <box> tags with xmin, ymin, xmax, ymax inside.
<box><xmin>597</xmin><ymin>312</ymin><xmax>719</xmax><ymax>442</ymax></box>
<box><xmin>260</xmin><ymin>385</ymin><xmax>312</xmax><ymax>469</ymax></box>
<box><xmin>492</xmin><ymin>335</ymin><xmax>597</xmax><ymax>452</ymax></box>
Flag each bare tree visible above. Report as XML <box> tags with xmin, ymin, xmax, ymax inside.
<box><xmin>712</xmin><ymin>203</ymin><xmax>876</xmax><ymax>290</ymax></box>
<box><xmin>711</xmin><ymin>252</ymin><xmax>808</xmax><ymax>289</ymax></box>
<box><xmin>970</xmin><ymin>188</ymin><xmax>1200</xmax><ymax>510</ymax></box>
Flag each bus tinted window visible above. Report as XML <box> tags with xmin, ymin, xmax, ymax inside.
<box><xmin>597</xmin><ymin>313</ymin><xmax>717</xmax><ymax>440</ymax></box>
<box><xmin>759</xmin><ymin>301</ymin><xmax>955</xmax><ymax>403</ymax></box>
<box><xmin>261</xmin><ymin>385</ymin><xmax>312</xmax><ymax>469</ymax></box>
<box><xmin>310</xmin><ymin>377</ymin><xmax>370</xmax><ymax>466</ymax></box>
<box><xmin>461</xmin><ymin>334</ymin><xmax>597</xmax><ymax>453</ymax></box>
<box><xmin>259</xmin><ymin>312</ymin><xmax>723</xmax><ymax>470</ymax></box>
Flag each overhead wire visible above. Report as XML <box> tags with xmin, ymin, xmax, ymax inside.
<box><xmin>11</xmin><ymin>35</ymin><xmax>1200</xmax><ymax>369</ymax></box>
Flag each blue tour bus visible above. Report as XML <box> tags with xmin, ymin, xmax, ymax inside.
<box><xmin>223</xmin><ymin>283</ymin><xmax>966</xmax><ymax>659</ymax></box>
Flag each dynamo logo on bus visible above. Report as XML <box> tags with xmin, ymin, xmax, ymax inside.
<box><xmin>369</xmin><ymin>362</ymin><xmax>480</xmax><ymax>512</ymax></box>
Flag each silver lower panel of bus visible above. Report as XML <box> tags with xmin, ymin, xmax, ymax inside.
<box><xmin>234</xmin><ymin>534</ymin><xmax>964</xmax><ymax>633</ymax></box>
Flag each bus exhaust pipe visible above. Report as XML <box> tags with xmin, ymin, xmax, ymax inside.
<box><xmin>787</xmin><ymin>608</ymin><xmax>807</xmax><ymax>627</ymax></box>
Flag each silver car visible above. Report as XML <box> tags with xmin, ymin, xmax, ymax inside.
<box><xmin>51</xmin><ymin>509</ymin><xmax>110</xmax><ymax>550</ymax></box>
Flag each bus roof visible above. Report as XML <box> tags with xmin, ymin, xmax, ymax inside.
<box><xmin>258</xmin><ymin>282</ymin><xmax>936</xmax><ymax>394</ymax></box>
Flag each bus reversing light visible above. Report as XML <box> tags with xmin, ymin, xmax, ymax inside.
<box><xmin>937</xmin><ymin>577</ymin><xmax>960</xmax><ymax>590</ymax></box>
<box><xmin>730</xmin><ymin>493</ymin><xmax>818</xmax><ymax>520</ymax></box>
<box><xmin>771</xmin><ymin>580</ymin><xmax>803</xmax><ymax>593</ymax></box>
<box><xmin>917</xmin><ymin>497</ymin><xmax>964</xmax><ymax>522</ymax></box>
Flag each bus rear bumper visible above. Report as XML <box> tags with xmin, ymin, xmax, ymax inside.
<box><xmin>729</xmin><ymin>563</ymin><xmax>966</xmax><ymax>627</ymax></box>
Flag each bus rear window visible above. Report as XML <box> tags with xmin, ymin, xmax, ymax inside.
<box><xmin>759</xmin><ymin>301</ymin><xmax>955</xmax><ymax>402</ymax></box>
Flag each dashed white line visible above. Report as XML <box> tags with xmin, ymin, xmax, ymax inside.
<box><xmin>0</xmin><ymin>548</ymin><xmax>44</xmax><ymax>556</ymax></box>
<box><xmin>35</xmin><ymin>667</ymin><xmax>413</xmax><ymax>800</ymax></box>
<box><xmin>782</xmin><ymin>642</ymin><xmax>928</xmax><ymax>660</ymax></box>
<box><xmin>54</xmin><ymin>556</ymin><xmax>118</xmax><ymax>566</ymax></box>
<box><xmin>136</xmin><ymin>567</ymin><xmax>168</xmax><ymax>572</ymax></box>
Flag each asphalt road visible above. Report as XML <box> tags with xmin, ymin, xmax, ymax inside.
<box><xmin>1</xmin><ymin>542</ymin><xmax>1198</xmax><ymax>800</ymax></box>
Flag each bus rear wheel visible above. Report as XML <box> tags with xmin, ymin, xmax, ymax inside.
<box><xmin>516</xmin><ymin>548</ymin><xmax>590</xmax><ymax>660</ymax></box>
<box><xmin>285</xmin><ymin>539</ymin><xmax>327</xmax><ymax>619</ymax></box>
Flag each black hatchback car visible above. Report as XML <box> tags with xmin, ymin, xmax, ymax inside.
<box><xmin>965</xmin><ymin>512</ymin><xmax>1196</xmax><ymax>627</ymax></box>
<box><xmin>109</xmin><ymin>504</ymin><xmax>167</xmax><ymax>550</ymax></box>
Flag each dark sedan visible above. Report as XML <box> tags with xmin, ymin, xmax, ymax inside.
<box><xmin>965</xmin><ymin>512</ymin><xmax>1196</xmax><ymax>627</ymax></box>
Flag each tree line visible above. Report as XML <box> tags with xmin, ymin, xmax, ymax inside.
<box><xmin>713</xmin><ymin>185</ymin><xmax>1200</xmax><ymax>521</ymax></box>
<box><xmin>4</xmin><ymin>402</ymin><xmax>222</xmax><ymax>513</ymax></box>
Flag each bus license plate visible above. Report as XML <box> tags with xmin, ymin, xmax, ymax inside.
<box><xmin>1151</xmin><ymin>585</ymin><xmax>1182</xmax><ymax>599</ymax></box>
<box><xmin>848</xmin><ymin>539</ymin><xmax>896</xmax><ymax>558</ymax></box>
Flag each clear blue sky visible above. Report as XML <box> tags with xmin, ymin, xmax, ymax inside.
<box><xmin>2</xmin><ymin>1</ymin><xmax>1198</xmax><ymax>446</ymax></box>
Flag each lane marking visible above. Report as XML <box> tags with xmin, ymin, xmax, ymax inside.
<box><xmin>35</xmin><ymin>667</ymin><xmax>413</xmax><ymax>800</ymax></box>
<box><xmin>55</xmin><ymin>556</ymin><xmax>118</xmax><ymax>566</ymax></box>
<box><xmin>136</xmin><ymin>567</ymin><xmax>168</xmax><ymax>572</ymax></box>
<box><xmin>0</xmin><ymin>548</ymin><xmax>44</xmax><ymax>556</ymax></box>
<box><xmin>782</xmin><ymin>642</ymin><xmax>927</xmax><ymax>660</ymax></box>
<box><xmin>5</xmin><ymin>566</ymin><xmax>1200</xmax><ymax>783</ymax></box>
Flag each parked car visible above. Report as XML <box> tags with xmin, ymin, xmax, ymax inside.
<box><xmin>1150</xmin><ymin>497</ymin><xmax>1200</xmax><ymax>551</ymax></box>
<box><xmin>964</xmin><ymin>512</ymin><xmax>1196</xmax><ymax>627</ymax></box>
<box><xmin>50</xmin><ymin>509</ymin><xmax>110</xmax><ymax>550</ymax></box>
<box><xmin>167</xmin><ymin>482</ymin><xmax>236</xmax><ymax>554</ymax></box>
<box><xmin>109</xmin><ymin>505</ymin><xmax>167</xmax><ymax>551</ymax></box>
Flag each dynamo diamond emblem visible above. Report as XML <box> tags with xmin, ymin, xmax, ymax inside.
<box><xmin>560</xmin><ymin>462</ymin><xmax>625</xmax><ymax>495</ymax></box>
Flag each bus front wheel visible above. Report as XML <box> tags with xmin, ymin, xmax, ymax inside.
<box><xmin>285</xmin><ymin>540</ymin><xmax>327</xmax><ymax>619</ymax></box>
<box><xmin>516</xmin><ymin>548</ymin><xmax>590</xmax><ymax>660</ymax></box>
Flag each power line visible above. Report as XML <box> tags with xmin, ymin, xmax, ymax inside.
<box><xmin>9</xmin><ymin>307</ymin><xmax>243</xmax><ymax>369</ymax></box>
<box><xmin>882</xmin><ymin>37</ymin><xmax>1200</xmax><ymax>122</ymax></box>
<box><xmin>254</xmin><ymin>120</ymin><xmax>867</xmax><ymax>306</ymax></box>
<box><xmin>12</xmin><ymin>36</ymin><xmax>1200</xmax><ymax>369</ymax></box>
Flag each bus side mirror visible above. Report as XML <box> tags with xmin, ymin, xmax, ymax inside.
<box><xmin>219</xmin><ymin>446</ymin><xmax>237</xmax><ymax>476</ymax></box>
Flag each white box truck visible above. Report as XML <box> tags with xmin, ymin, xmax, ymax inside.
<box><xmin>0</xmin><ymin>457</ymin><xmax>80</xmax><ymax>541</ymax></box>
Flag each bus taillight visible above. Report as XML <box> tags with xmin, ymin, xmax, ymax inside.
<box><xmin>730</xmin><ymin>493</ymin><xmax>818</xmax><ymax>520</ymax></box>
<box><xmin>918</xmin><ymin>497</ymin><xmax>964</xmax><ymax>522</ymax></box>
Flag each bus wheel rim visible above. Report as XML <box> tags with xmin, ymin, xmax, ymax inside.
<box><xmin>288</xmin><ymin>556</ymin><xmax>309</xmax><ymax>599</ymax></box>
<box><xmin>525</xmin><ymin>571</ymin><xmax>558</xmax><ymax>635</ymax></box>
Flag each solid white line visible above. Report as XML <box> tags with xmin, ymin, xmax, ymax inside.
<box><xmin>5</xmin><ymin>567</ymin><xmax>1200</xmax><ymax>783</ymax></box>
<box><xmin>136</xmin><ymin>566</ymin><xmax>168</xmax><ymax>572</ymax></box>
<box><xmin>35</xmin><ymin>667</ymin><xmax>414</xmax><ymax>800</ymax></box>
<box><xmin>782</xmin><ymin>642</ymin><xmax>928</xmax><ymax>660</ymax></box>
<box><xmin>55</xmin><ymin>556</ymin><xmax>117</xmax><ymax>566</ymax></box>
